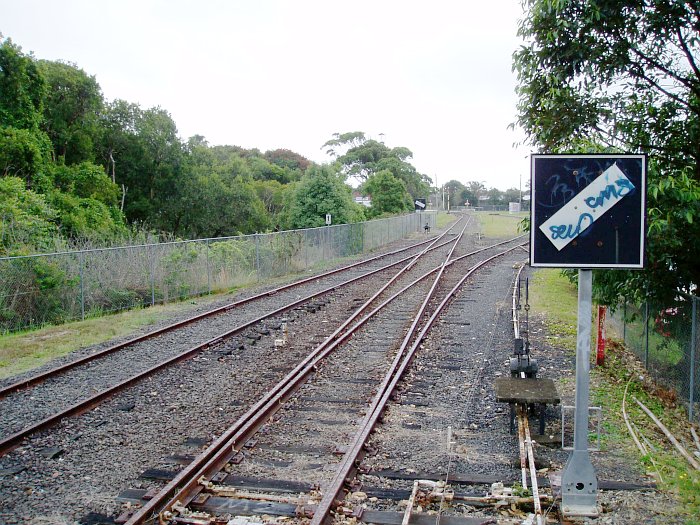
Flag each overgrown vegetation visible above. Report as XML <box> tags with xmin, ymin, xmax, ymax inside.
<box><xmin>0</xmin><ymin>36</ymin><xmax>440</xmax><ymax>255</ymax></box>
<box><xmin>514</xmin><ymin>0</ymin><xmax>700</xmax><ymax>308</ymax></box>
<box><xmin>531</xmin><ymin>269</ymin><xmax>700</xmax><ymax>523</ymax></box>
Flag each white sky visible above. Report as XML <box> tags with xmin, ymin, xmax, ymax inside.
<box><xmin>1</xmin><ymin>0</ymin><xmax>531</xmax><ymax>191</ymax></box>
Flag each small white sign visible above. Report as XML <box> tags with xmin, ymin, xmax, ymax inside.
<box><xmin>325</xmin><ymin>214</ymin><xmax>332</xmax><ymax>225</ymax></box>
<box><xmin>539</xmin><ymin>163</ymin><xmax>634</xmax><ymax>251</ymax></box>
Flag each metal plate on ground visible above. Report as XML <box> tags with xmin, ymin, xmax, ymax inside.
<box><xmin>494</xmin><ymin>377</ymin><xmax>560</xmax><ymax>404</ymax></box>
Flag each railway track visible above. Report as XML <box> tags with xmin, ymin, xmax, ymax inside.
<box><xmin>113</xmin><ymin>224</ymin><xmax>528</xmax><ymax>525</ymax></box>
<box><xmin>0</xmin><ymin>219</ymin><xmax>471</xmax><ymax>456</ymax></box>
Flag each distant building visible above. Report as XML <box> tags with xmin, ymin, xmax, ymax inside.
<box><xmin>353</xmin><ymin>192</ymin><xmax>372</xmax><ymax>207</ymax></box>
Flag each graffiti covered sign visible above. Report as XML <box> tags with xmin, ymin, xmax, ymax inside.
<box><xmin>530</xmin><ymin>154</ymin><xmax>646</xmax><ymax>268</ymax></box>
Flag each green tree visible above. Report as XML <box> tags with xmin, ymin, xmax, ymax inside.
<box><xmin>0</xmin><ymin>37</ymin><xmax>45</xmax><ymax>130</ymax></box>
<box><xmin>178</xmin><ymin>172</ymin><xmax>269</xmax><ymax>237</ymax></box>
<box><xmin>253</xmin><ymin>179</ymin><xmax>288</xmax><ymax>225</ymax></box>
<box><xmin>287</xmin><ymin>165</ymin><xmax>364</xmax><ymax>228</ymax></box>
<box><xmin>503</xmin><ymin>188</ymin><xmax>522</xmax><ymax>204</ymax></box>
<box><xmin>50</xmin><ymin>191</ymin><xmax>125</xmax><ymax>241</ymax></box>
<box><xmin>98</xmin><ymin>104</ymin><xmax>185</xmax><ymax>227</ymax></box>
<box><xmin>514</xmin><ymin>0</ymin><xmax>700</xmax><ymax>304</ymax></box>
<box><xmin>0</xmin><ymin>176</ymin><xmax>58</xmax><ymax>255</ymax></box>
<box><xmin>322</xmin><ymin>132</ymin><xmax>430</xmax><ymax>199</ymax></box>
<box><xmin>248</xmin><ymin>156</ymin><xmax>291</xmax><ymax>183</ymax></box>
<box><xmin>49</xmin><ymin>161</ymin><xmax>120</xmax><ymax>207</ymax></box>
<box><xmin>38</xmin><ymin>60</ymin><xmax>103</xmax><ymax>164</ymax></box>
<box><xmin>95</xmin><ymin>99</ymin><xmax>142</xmax><ymax>186</ymax></box>
<box><xmin>362</xmin><ymin>170</ymin><xmax>412</xmax><ymax>217</ymax></box>
<box><xmin>443</xmin><ymin>180</ymin><xmax>466</xmax><ymax>209</ymax></box>
<box><xmin>485</xmin><ymin>187</ymin><xmax>504</xmax><ymax>205</ymax></box>
<box><xmin>461</xmin><ymin>181</ymin><xmax>486</xmax><ymax>207</ymax></box>
<box><xmin>0</xmin><ymin>125</ymin><xmax>51</xmax><ymax>183</ymax></box>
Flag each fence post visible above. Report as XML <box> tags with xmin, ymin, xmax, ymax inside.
<box><xmin>255</xmin><ymin>233</ymin><xmax>261</xmax><ymax>281</ymax></box>
<box><xmin>690</xmin><ymin>296</ymin><xmax>697</xmax><ymax>421</ymax></box>
<box><xmin>644</xmin><ymin>301</ymin><xmax>650</xmax><ymax>368</ymax></box>
<box><xmin>79</xmin><ymin>251</ymin><xmax>85</xmax><ymax>321</ymax></box>
<box><xmin>622</xmin><ymin>302</ymin><xmax>627</xmax><ymax>340</ymax></box>
<box><xmin>596</xmin><ymin>305</ymin><xmax>606</xmax><ymax>366</ymax></box>
<box><xmin>206</xmin><ymin>239</ymin><xmax>211</xmax><ymax>294</ymax></box>
<box><xmin>149</xmin><ymin>244</ymin><xmax>156</xmax><ymax>306</ymax></box>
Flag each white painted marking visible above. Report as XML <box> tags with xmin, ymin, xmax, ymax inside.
<box><xmin>539</xmin><ymin>163</ymin><xmax>634</xmax><ymax>251</ymax></box>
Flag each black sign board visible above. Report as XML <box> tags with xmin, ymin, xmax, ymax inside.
<box><xmin>530</xmin><ymin>154</ymin><xmax>646</xmax><ymax>268</ymax></box>
<box><xmin>414</xmin><ymin>198</ymin><xmax>427</xmax><ymax>211</ymax></box>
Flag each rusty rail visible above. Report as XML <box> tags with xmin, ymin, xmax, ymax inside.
<box><xmin>0</xmin><ymin>224</ymin><xmax>469</xmax><ymax>456</ymax></box>
<box><xmin>310</xmin><ymin>243</ymin><xmax>526</xmax><ymax>525</ymax></box>
<box><xmin>0</xmin><ymin>236</ymin><xmax>441</xmax><ymax>399</ymax></box>
<box><xmin>124</xmin><ymin>238</ymin><xmax>526</xmax><ymax>524</ymax></box>
<box><xmin>123</xmin><ymin>219</ymin><xmax>479</xmax><ymax>524</ymax></box>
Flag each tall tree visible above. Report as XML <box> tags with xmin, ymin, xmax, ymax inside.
<box><xmin>0</xmin><ymin>126</ymin><xmax>51</xmax><ymax>183</ymax></box>
<box><xmin>322</xmin><ymin>132</ymin><xmax>431</xmax><ymax>200</ymax></box>
<box><xmin>38</xmin><ymin>60</ymin><xmax>103</xmax><ymax>164</ymax></box>
<box><xmin>286</xmin><ymin>165</ymin><xmax>364</xmax><ymax>228</ymax></box>
<box><xmin>443</xmin><ymin>180</ymin><xmax>467</xmax><ymax>209</ymax></box>
<box><xmin>362</xmin><ymin>170</ymin><xmax>413</xmax><ymax>217</ymax></box>
<box><xmin>514</xmin><ymin>0</ymin><xmax>700</xmax><ymax>304</ymax></box>
<box><xmin>0</xmin><ymin>37</ymin><xmax>45</xmax><ymax>130</ymax></box>
<box><xmin>263</xmin><ymin>148</ymin><xmax>311</xmax><ymax>172</ymax></box>
<box><xmin>0</xmin><ymin>37</ymin><xmax>51</xmax><ymax>186</ymax></box>
<box><xmin>0</xmin><ymin>176</ymin><xmax>58</xmax><ymax>255</ymax></box>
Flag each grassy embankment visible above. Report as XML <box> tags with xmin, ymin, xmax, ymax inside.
<box><xmin>0</xmin><ymin>214</ymin><xmax>451</xmax><ymax>380</ymax></box>
<box><xmin>530</xmin><ymin>269</ymin><xmax>700</xmax><ymax>523</ymax></box>
<box><xmin>475</xmin><ymin>210</ymin><xmax>528</xmax><ymax>238</ymax></box>
<box><xmin>0</xmin><ymin>296</ymin><xmax>233</xmax><ymax>380</ymax></box>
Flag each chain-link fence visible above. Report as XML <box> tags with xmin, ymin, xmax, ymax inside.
<box><xmin>608</xmin><ymin>294</ymin><xmax>700</xmax><ymax>423</ymax></box>
<box><xmin>0</xmin><ymin>212</ymin><xmax>435</xmax><ymax>333</ymax></box>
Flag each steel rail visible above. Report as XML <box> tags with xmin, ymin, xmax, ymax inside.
<box><xmin>0</xmin><ymin>224</ymin><xmax>467</xmax><ymax>456</ymax></box>
<box><xmin>0</xmin><ymin>235</ymin><xmax>442</xmax><ymax>399</ymax></box>
<box><xmin>512</xmin><ymin>262</ymin><xmax>544</xmax><ymax>525</ymax></box>
<box><xmin>310</xmin><ymin>243</ymin><xmax>527</xmax><ymax>525</ymax></box>
<box><xmin>512</xmin><ymin>262</ymin><xmax>528</xmax><ymax>490</ymax></box>
<box><xmin>518</xmin><ymin>406</ymin><xmax>544</xmax><ymax>525</ymax></box>
<box><xmin>148</xmin><ymin>239</ymin><xmax>524</xmax><ymax>525</ymax></box>
<box><xmin>512</xmin><ymin>262</ymin><xmax>526</xmax><ymax>340</ymax></box>
<box><xmin>124</xmin><ymin>230</ymin><xmax>530</xmax><ymax>524</ymax></box>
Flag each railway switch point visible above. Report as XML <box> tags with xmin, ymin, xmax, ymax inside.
<box><xmin>494</xmin><ymin>377</ymin><xmax>560</xmax><ymax>435</ymax></box>
<box><xmin>509</xmin><ymin>337</ymin><xmax>538</xmax><ymax>378</ymax></box>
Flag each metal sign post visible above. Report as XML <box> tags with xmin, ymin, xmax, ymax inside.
<box><xmin>561</xmin><ymin>269</ymin><xmax>598</xmax><ymax>516</ymax></box>
<box><xmin>529</xmin><ymin>154</ymin><xmax>647</xmax><ymax>518</ymax></box>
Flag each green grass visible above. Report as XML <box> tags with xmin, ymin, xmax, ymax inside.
<box><xmin>531</xmin><ymin>269</ymin><xmax>700</xmax><ymax>524</ymax></box>
<box><xmin>529</xmin><ymin>269</ymin><xmax>579</xmax><ymax>351</ymax></box>
<box><xmin>475</xmin><ymin>211</ymin><xmax>528</xmax><ymax>238</ymax></box>
<box><xmin>0</xmin><ymin>294</ymin><xmax>231</xmax><ymax>379</ymax></box>
<box><xmin>436</xmin><ymin>211</ymin><xmax>458</xmax><ymax>228</ymax></box>
<box><xmin>614</xmin><ymin>306</ymin><xmax>685</xmax><ymax>368</ymax></box>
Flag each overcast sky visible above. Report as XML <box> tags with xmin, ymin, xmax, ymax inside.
<box><xmin>1</xmin><ymin>0</ymin><xmax>531</xmax><ymax>191</ymax></box>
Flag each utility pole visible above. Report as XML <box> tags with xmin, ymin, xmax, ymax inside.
<box><xmin>434</xmin><ymin>174</ymin><xmax>439</xmax><ymax>209</ymax></box>
<box><xmin>519</xmin><ymin>174</ymin><xmax>523</xmax><ymax>209</ymax></box>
